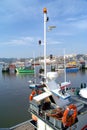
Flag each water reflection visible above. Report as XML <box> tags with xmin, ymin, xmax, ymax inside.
<box><xmin>79</xmin><ymin>69</ymin><xmax>86</xmax><ymax>75</ymax></box>
<box><xmin>2</xmin><ymin>72</ymin><xmax>16</xmax><ymax>78</ymax></box>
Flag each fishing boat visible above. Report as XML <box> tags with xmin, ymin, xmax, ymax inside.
<box><xmin>66</xmin><ymin>67</ymin><xmax>79</xmax><ymax>73</ymax></box>
<box><xmin>28</xmin><ymin>8</ymin><xmax>87</xmax><ymax>130</ymax></box>
<box><xmin>16</xmin><ymin>66</ymin><xmax>34</xmax><ymax>74</ymax></box>
<box><xmin>2</xmin><ymin>63</ymin><xmax>9</xmax><ymax>73</ymax></box>
<box><xmin>66</xmin><ymin>61</ymin><xmax>79</xmax><ymax>73</ymax></box>
<box><xmin>2</xmin><ymin>63</ymin><xmax>16</xmax><ymax>73</ymax></box>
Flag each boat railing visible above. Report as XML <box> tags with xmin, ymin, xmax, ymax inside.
<box><xmin>29</xmin><ymin>102</ymin><xmax>64</xmax><ymax>130</ymax></box>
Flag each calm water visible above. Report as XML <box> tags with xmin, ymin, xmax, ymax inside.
<box><xmin>0</xmin><ymin>65</ymin><xmax>87</xmax><ymax>128</ymax></box>
<box><xmin>0</xmin><ymin>65</ymin><xmax>33</xmax><ymax>128</ymax></box>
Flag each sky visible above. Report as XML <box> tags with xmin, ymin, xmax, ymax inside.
<box><xmin>0</xmin><ymin>0</ymin><xmax>87</xmax><ymax>58</ymax></box>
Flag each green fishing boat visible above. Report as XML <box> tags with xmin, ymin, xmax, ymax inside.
<box><xmin>16</xmin><ymin>66</ymin><xmax>34</xmax><ymax>74</ymax></box>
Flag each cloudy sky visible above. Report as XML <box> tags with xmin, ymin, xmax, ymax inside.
<box><xmin>0</xmin><ymin>0</ymin><xmax>87</xmax><ymax>58</ymax></box>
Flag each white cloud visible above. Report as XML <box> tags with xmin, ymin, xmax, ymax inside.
<box><xmin>2</xmin><ymin>36</ymin><xmax>39</xmax><ymax>46</ymax></box>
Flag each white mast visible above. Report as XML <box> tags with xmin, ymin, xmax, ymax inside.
<box><xmin>43</xmin><ymin>8</ymin><xmax>47</xmax><ymax>81</ymax></box>
<box><xmin>33</xmin><ymin>52</ymin><xmax>36</xmax><ymax>84</ymax></box>
<box><xmin>64</xmin><ymin>49</ymin><xmax>67</xmax><ymax>92</ymax></box>
<box><xmin>64</xmin><ymin>49</ymin><xmax>66</xmax><ymax>82</ymax></box>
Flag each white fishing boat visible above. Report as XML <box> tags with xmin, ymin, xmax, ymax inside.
<box><xmin>28</xmin><ymin>8</ymin><xmax>87</xmax><ymax>130</ymax></box>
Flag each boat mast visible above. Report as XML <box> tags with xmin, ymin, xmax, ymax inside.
<box><xmin>43</xmin><ymin>8</ymin><xmax>47</xmax><ymax>81</ymax></box>
<box><xmin>64</xmin><ymin>49</ymin><xmax>67</xmax><ymax>92</ymax></box>
<box><xmin>33</xmin><ymin>53</ymin><xmax>36</xmax><ymax>84</ymax></box>
<box><xmin>64</xmin><ymin>49</ymin><xmax>66</xmax><ymax>82</ymax></box>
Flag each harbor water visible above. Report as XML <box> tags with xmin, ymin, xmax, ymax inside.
<box><xmin>0</xmin><ymin>65</ymin><xmax>87</xmax><ymax>128</ymax></box>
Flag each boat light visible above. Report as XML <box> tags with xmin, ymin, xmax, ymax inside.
<box><xmin>43</xmin><ymin>8</ymin><xmax>47</xmax><ymax>13</ymax></box>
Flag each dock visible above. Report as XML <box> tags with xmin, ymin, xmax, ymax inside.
<box><xmin>0</xmin><ymin>120</ymin><xmax>34</xmax><ymax>130</ymax></box>
<box><xmin>10</xmin><ymin>120</ymin><xmax>34</xmax><ymax>130</ymax></box>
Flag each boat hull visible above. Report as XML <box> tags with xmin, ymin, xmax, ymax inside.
<box><xmin>66</xmin><ymin>67</ymin><xmax>79</xmax><ymax>72</ymax></box>
<box><xmin>16</xmin><ymin>68</ymin><xmax>34</xmax><ymax>73</ymax></box>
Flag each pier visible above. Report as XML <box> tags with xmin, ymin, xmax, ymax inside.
<box><xmin>10</xmin><ymin>120</ymin><xmax>34</xmax><ymax>130</ymax></box>
<box><xmin>0</xmin><ymin>120</ymin><xmax>34</xmax><ymax>130</ymax></box>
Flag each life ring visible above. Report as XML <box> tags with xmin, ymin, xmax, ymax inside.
<box><xmin>29</xmin><ymin>90</ymin><xmax>42</xmax><ymax>101</ymax></box>
<box><xmin>29</xmin><ymin>90</ymin><xmax>36</xmax><ymax>101</ymax></box>
<box><xmin>29</xmin><ymin>94</ymin><xmax>33</xmax><ymax>101</ymax></box>
<box><xmin>62</xmin><ymin>104</ymin><xmax>77</xmax><ymax>127</ymax></box>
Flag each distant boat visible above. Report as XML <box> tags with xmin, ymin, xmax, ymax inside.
<box><xmin>80</xmin><ymin>61</ymin><xmax>87</xmax><ymax>69</ymax></box>
<box><xmin>80</xmin><ymin>61</ymin><xmax>85</xmax><ymax>69</ymax></box>
<box><xmin>2</xmin><ymin>64</ymin><xmax>9</xmax><ymax>73</ymax></box>
<box><xmin>66</xmin><ymin>67</ymin><xmax>79</xmax><ymax>72</ymax></box>
<box><xmin>2</xmin><ymin>64</ymin><xmax>16</xmax><ymax>73</ymax></box>
<box><xmin>66</xmin><ymin>62</ymin><xmax>79</xmax><ymax>72</ymax></box>
<box><xmin>16</xmin><ymin>66</ymin><xmax>34</xmax><ymax>74</ymax></box>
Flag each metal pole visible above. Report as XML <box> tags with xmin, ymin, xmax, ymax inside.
<box><xmin>43</xmin><ymin>8</ymin><xmax>47</xmax><ymax>81</ymax></box>
<box><xmin>64</xmin><ymin>49</ymin><xmax>66</xmax><ymax>82</ymax></box>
